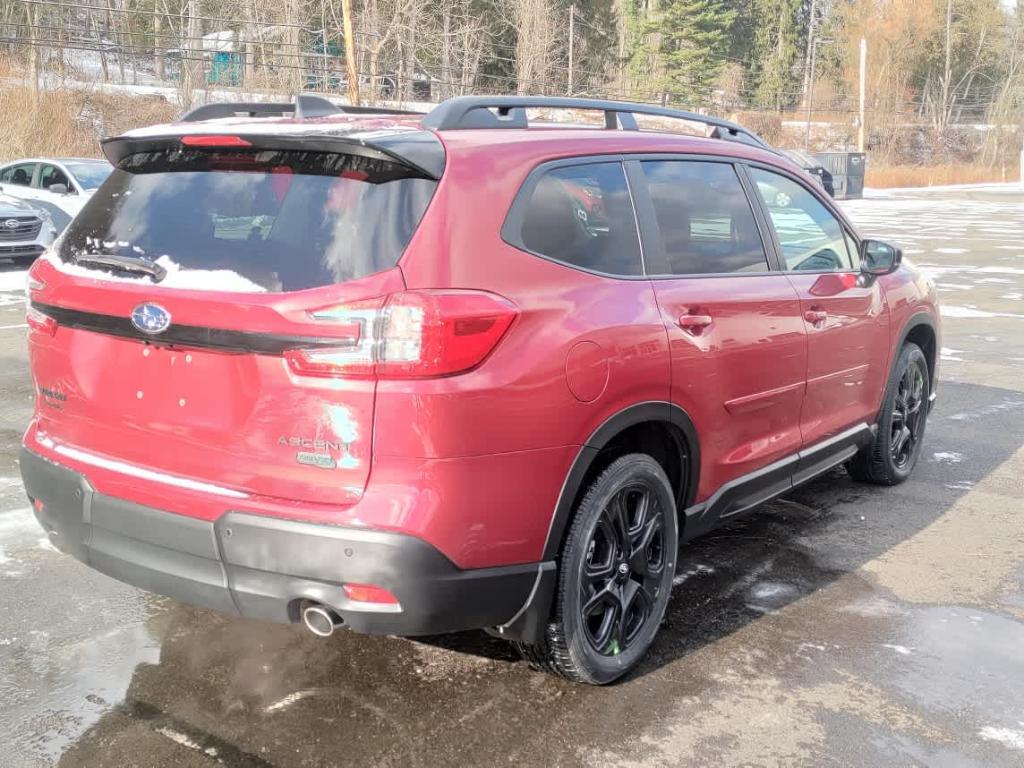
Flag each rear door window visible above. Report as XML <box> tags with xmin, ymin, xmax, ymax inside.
<box><xmin>39</xmin><ymin>164</ymin><xmax>73</xmax><ymax>192</ymax></box>
<box><xmin>511</xmin><ymin>162</ymin><xmax>643</xmax><ymax>276</ymax></box>
<box><xmin>58</xmin><ymin>148</ymin><xmax>437</xmax><ymax>292</ymax></box>
<box><xmin>640</xmin><ymin>160</ymin><xmax>769</xmax><ymax>275</ymax></box>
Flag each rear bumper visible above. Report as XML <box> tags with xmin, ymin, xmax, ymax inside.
<box><xmin>20</xmin><ymin>447</ymin><xmax>546</xmax><ymax>636</ymax></box>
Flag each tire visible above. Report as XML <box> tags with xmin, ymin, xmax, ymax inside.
<box><xmin>847</xmin><ymin>342</ymin><xmax>930</xmax><ymax>486</ymax></box>
<box><xmin>515</xmin><ymin>454</ymin><xmax>678</xmax><ymax>684</ymax></box>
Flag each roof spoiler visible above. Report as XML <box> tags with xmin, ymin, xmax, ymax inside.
<box><xmin>420</xmin><ymin>96</ymin><xmax>772</xmax><ymax>150</ymax></box>
<box><xmin>179</xmin><ymin>93</ymin><xmax>424</xmax><ymax>123</ymax></box>
<box><xmin>100</xmin><ymin>131</ymin><xmax>445</xmax><ymax>179</ymax></box>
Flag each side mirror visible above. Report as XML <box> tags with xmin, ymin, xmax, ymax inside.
<box><xmin>47</xmin><ymin>183</ymin><xmax>69</xmax><ymax>195</ymax></box>
<box><xmin>860</xmin><ymin>239</ymin><xmax>902</xmax><ymax>276</ymax></box>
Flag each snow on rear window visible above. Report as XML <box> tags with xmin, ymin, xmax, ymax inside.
<box><xmin>58</xmin><ymin>148</ymin><xmax>436</xmax><ymax>292</ymax></box>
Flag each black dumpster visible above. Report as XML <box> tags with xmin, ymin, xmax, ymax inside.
<box><xmin>814</xmin><ymin>152</ymin><xmax>867</xmax><ymax>200</ymax></box>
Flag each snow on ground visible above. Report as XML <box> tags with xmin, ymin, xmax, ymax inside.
<box><xmin>0</xmin><ymin>269</ymin><xmax>28</xmax><ymax>294</ymax></box>
<box><xmin>979</xmin><ymin>725</ymin><xmax>1024</xmax><ymax>752</ymax></box>
<box><xmin>839</xmin><ymin>195</ymin><xmax>1023</xmax><ymax>307</ymax></box>
<box><xmin>940</xmin><ymin>306</ymin><xmax>1024</xmax><ymax>319</ymax></box>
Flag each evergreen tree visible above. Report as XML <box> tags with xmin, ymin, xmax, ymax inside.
<box><xmin>633</xmin><ymin>0</ymin><xmax>737</xmax><ymax>106</ymax></box>
<box><xmin>749</xmin><ymin>0</ymin><xmax>805</xmax><ymax>111</ymax></box>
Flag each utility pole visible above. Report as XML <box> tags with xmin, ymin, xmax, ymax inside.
<box><xmin>858</xmin><ymin>38</ymin><xmax>867</xmax><ymax>152</ymax></box>
<box><xmin>341</xmin><ymin>0</ymin><xmax>360</xmax><ymax>106</ymax></box>
<box><xmin>804</xmin><ymin>37</ymin><xmax>832</xmax><ymax>150</ymax></box>
<box><xmin>567</xmin><ymin>4</ymin><xmax>576</xmax><ymax>96</ymax></box>
<box><xmin>27</xmin><ymin>2</ymin><xmax>40</xmax><ymax>104</ymax></box>
<box><xmin>941</xmin><ymin>0</ymin><xmax>952</xmax><ymax>131</ymax></box>
<box><xmin>801</xmin><ymin>0</ymin><xmax>818</xmax><ymax>107</ymax></box>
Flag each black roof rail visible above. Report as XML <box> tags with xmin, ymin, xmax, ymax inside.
<box><xmin>420</xmin><ymin>95</ymin><xmax>771</xmax><ymax>149</ymax></box>
<box><xmin>180</xmin><ymin>93</ymin><xmax>424</xmax><ymax>122</ymax></box>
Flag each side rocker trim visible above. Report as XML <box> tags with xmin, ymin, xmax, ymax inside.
<box><xmin>682</xmin><ymin>422</ymin><xmax>874</xmax><ymax>540</ymax></box>
<box><xmin>499</xmin><ymin>416</ymin><xmax>872</xmax><ymax>644</ymax></box>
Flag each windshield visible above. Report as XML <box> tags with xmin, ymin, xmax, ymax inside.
<box><xmin>58</xmin><ymin>148</ymin><xmax>437</xmax><ymax>292</ymax></box>
<box><xmin>64</xmin><ymin>162</ymin><xmax>112</xmax><ymax>190</ymax></box>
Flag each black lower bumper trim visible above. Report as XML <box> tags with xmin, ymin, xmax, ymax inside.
<box><xmin>20</xmin><ymin>447</ymin><xmax>545</xmax><ymax>636</ymax></box>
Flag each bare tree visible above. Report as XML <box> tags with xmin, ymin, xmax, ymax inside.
<box><xmin>507</xmin><ymin>0</ymin><xmax>563</xmax><ymax>94</ymax></box>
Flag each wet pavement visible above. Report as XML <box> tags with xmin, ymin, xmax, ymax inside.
<box><xmin>1</xmin><ymin>188</ymin><xmax>1023</xmax><ymax>767</ymax></box>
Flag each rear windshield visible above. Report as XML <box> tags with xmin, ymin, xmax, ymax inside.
<box><xmin>58</xmin><ymin>148</ymin><xmax>437</xmax><ymax>292</ymax></box>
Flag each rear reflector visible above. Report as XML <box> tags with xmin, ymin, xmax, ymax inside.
<box><xmin>284</xmin><ymin>290</ymin><xmax>517</xmax><ymax>380</ymax></box>
<box><xmin>180</xmin><ymin>135</ymin><xmax>253</xmax><ymax>148</ymax></box>
<box><xmin>343</xmin><ymin>583</ymin><xmax>399</xmax><ymax>605</ymax></box>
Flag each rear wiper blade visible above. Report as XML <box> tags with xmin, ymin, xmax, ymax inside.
<box><xmin>73</xmin><ymin>253</ymin><xmax>167</xmax><ymax>282</ymax></box>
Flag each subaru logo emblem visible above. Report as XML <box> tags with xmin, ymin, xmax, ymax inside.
<box><xmin>130</xmin><ymin>303</ymin><xmax>171</xmax><ymax>335</ymax></box>
<box><xmin>3</xmin><ymin>219</ymin><xmax>19</xmax><ymax>229</ymax></box>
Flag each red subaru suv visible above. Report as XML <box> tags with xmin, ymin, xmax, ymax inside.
<box><xmin>21</xmin><ymin>95</ymin><xmax>939</xmax><ymax>684</ymax></box>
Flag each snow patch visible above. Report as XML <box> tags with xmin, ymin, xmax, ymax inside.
<box><xmin>0</xmin><ymin>507</ymin><xmax>38</xmax><ymax>537</ymax></box>
<box><xmin>264</xmin><ymin>689</ymin><xmax>316</xmax><ymax>713</ymax></box>
<box><xmin>934</xmin><ymin>247</ymin><xmax>967</xmax><ymax>254</ymax></box>
<box><xmin>0</xmin><ymin>269</ymin><xmax>29</xmax><ymax>292</ymax></box>
<box><xmin>940</xmin><ymin>347</ymin><xmax>964</xmax><ymax>362</ymax></box>
<box><xmin>881</xmin><ymin>644</ymin><xmax>912</xmax><ymax>656</ymax></box>
<box><xmin>0</xmin><ymin>293</ymin><xmax>26</xmax><ymax>307</ymax></box>
<box><xmin>949</xmin><ymin>399</ymin><xmax>1024</xmax><ymax>421</ymax></box>
<box><xmin>976</xmin><ymin>266</ymin><xmax>1024</xmax><ymax>276</ymax></box>
<box><xmin>979</xmin><ymin>725</ymin><xmax>1024</xmax><ymax>751</ymax></box>
<box><xmin>932</xmin><ymin>451</ymin><xmax>963</xmax><ymax>464</ymax></box>
<box><xmin>154</xmin><ymin>727</ymin><xmax>220</xmax><ymax>759</ymax></box>
<box><xmin>672</xmin><ymin>564</ymin><xmax>715</xmax><ymax>586</ymax></box>
<box><xmin>45</xmin><ymin>252</ymin><xmax>268</xmax><ymax>294</ymax></box>
<box><xmin>940</xmin><ymin>305</ymin><xmax>1024</xmax><ymax>319</ymax></box>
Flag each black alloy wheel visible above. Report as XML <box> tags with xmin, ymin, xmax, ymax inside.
<box><xmin>515</xmin><ymin>453</ymin><xmax>679</xmax><ymax>684</ymax></box>
<box><xmin>890</xmin><ymin>361</ymin><xmax>926</xmax><ymax>469</ymax></box>
<box><xmin>847</xmin><ymin>341</ymin><xmax>930</xmax><ymax>485</ymax></box>
<box><xmin>580</xmin><ymin>483</ymin><xmax>666</xmax><ymax>657</ymax></box>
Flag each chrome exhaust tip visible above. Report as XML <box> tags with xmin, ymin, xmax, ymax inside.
<box><xmin>302</xmin><ymin>604</ymin><xmax>342</xmax><ymax>637</ymax></box>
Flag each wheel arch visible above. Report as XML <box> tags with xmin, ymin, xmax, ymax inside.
<box><xmin>540</xmin><ymin>402</ymin><xmax>700</xmax><ymax>562</ymax></box>
<box><xmin>895</xmin><ymin>311</ymin><xmax>938</xmax><ymax>389</ymax></box>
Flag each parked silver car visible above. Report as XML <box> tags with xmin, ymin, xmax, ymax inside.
<box><xmin>0</xmin><ymin>157</ymin><xmax>112</xmax><ymax>233</ymax></box>
<box><xmin>0</xmin><ymin>193</ymin><xmax>57</xmax><ymax>264</ymax></box>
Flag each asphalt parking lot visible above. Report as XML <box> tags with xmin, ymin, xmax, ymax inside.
<box><xmin>1</xmin><ymin>186</ymin><xmax>1022</xmax><ymax>767</ymax></box>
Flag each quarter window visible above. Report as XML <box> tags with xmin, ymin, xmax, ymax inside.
<box><xmin>641</xmin><ymin>160</ymin><xmax>769</xmax><ymax>275</ymax></box>
<box><xmin>516</xmin><ymin>162</ymin><xmax>643</xmax><ymax>276</ymax></box>
<box><xmin>0</xmin><ymin>163</ymin><xmax>36</xmax><ymax>187</ymax></box>
<box><xmin>749</xmin><ymin>168</ymin><xmax>854</xmax><ymax>272</ymax></box>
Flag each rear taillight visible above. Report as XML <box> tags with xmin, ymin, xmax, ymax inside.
<box><xmin>26</xmin><ymin>304</ymin><xmax>57</xmax><ymax>336</ymax></box>
<box><xmin>284</xmin><ymin>290</ymin><xmax>517</xmax><ymax>380</ymax></box>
